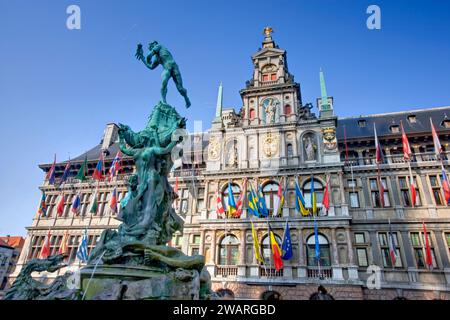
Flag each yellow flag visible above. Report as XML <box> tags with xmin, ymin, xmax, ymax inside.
<box><xmin>251</xmin><ymin>221</ymin><xmax>264</xmax><ymax>264</ymax></box>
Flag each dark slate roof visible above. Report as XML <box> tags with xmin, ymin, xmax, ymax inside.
<box><xmin>39</xmin><ymin>132</ymin><xmax>210</xmax><ymax>171</ymax></box>
<box><xmin>336</xmin><ymin>106</ymin><xmax>450</xmax><ymax>140</ymax></box>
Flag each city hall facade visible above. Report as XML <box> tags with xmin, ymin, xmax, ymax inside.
<box><xmin>10</xmin><ymin>32</ymin><xmax>450</xmax><ymax>300</ymax></box>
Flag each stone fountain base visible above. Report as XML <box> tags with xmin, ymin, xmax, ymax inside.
<box><xmin>80</xmin><ymin>264</ymin><xmax>209</xmax><ymax>300</ymax></box>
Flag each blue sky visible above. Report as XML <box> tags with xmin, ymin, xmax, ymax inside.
<box><xmin>1</xmin><ymin>0</ymin><xmax>450</xmax><ymax>235</ymax></box>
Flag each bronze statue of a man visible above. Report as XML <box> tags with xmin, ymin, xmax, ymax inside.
<box><xmin>136</xmin><ymin>41</ymin><xmax>191</xmax><ymax>108</ymax></box>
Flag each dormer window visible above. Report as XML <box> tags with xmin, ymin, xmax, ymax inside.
<box><xmin>358</xmin><ymin>119</ymin><xmax>366</xmax><ymax>128</ymax></box>
<box><xmin>407</xmin><ymin>115</ymin><xmax>417</xmax><ymax>124</ymax></box>
<box><xmin>442</xmin><ymin>119</ymin><xmax>450</xmax><ymax>128</ymax></box>
<box><xmin>261</xmin><ymin>64</ymin><xmax>277</xmax><ymax>82</ymax></box>
<box><xmin>390</xmin><ymin>125</ymin><xmax>400</xmax><ymax>133</ymax></box>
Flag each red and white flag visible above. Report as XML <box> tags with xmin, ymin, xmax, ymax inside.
<box><xmin>56</xmin><ymin>192</ymin><xmax>65</xmax><ymax>217</ymax></box>
<box><xmin>430</xmin><ymin>118</ymin><xmax>443</xmax><ymax>159</ymax></box>
<box><xmin>374</xmin><ymin>124</ymin><xmax>384</xmax><ymax>164</ymax></box>
<box><xmin>108</xmin><ymin>151</ymin><xmax>123</xmax><ymax>181</ymax></box>
<box><xmin>234</xmin><ymin>178</ymin><xmax>247</xmax><ymax>218</ymax></box>
<box><xmin>401</xmin><ymin>122</ymin><xmax>412</xmax><ymax>161</ymax></box>
<box><xmin>377</xmin><ymin>176</ymin><xmax>385</xmax><ymax>207</ymax></box>
<box><xmin>409</xmin><ymin>173</ymin><xmax>417</xmax><ymax>207</ymax></box>
<box><xmin>388</xmin><ymin>219</ymin><xmax>397</xmax><ymax>266</ymax></box>
<box><xmin>422</xmin><ymin>221</ymin><xmax>433</xmax><ymax>268</ymax></box>
<box><xmin>216</xmin><ymin>188</ymin><xmax>225</xmax><ymax>216</ymax></box>
<box><xmin>39</xmin><ymin>230</ymin><xmax>52</xmax><ymax>259</ymax></box>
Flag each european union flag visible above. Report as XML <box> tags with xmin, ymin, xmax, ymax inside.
<box><xmin>281</xmin><ymin>220</ymin><xmax>293</xmax><ymax>260</ymax></box>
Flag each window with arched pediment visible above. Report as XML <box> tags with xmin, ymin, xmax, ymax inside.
<box><xmin>302</xmin><ymin>178</ymin><xmax>324</xmax><ymax>210</ymax></box>
<box><xmin>262</xmin><ymin>182</ymin><xmax>280</xmax><ymax>216</ymax></box>
<box><xmin>222</xmin><ymin>183</ymin><xmax>241</xmax><ymax>214</ymax></box>
<box><xmin>261</xmin><ymin>233</ymin><xmax>282</xmax><ymax>264</ymax></box>
<box><xmin>218</xmin><ymin>234</ymin><xmax>239</xmax><ymax>265</ymax></box>
<box><xmin>306</xmin><ymin>234</ymin><xmax>331</xmax><ymax>267</ymax></box>
<box><xmin>261</xmin><ymin>64</ymin><xmax>277</xmax><ymax>82</ymax></box>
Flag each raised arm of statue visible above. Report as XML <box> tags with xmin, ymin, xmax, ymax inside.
<box><xmin>141</xmin><ymin>140</ymin><xmax>178</xmax><ymax>161</ymax></box>
<box><xmin>119</xmin><ymin>136</ymin><xmax>140</xmax><ymax>158</ymax></box>
<box><xmin>118</xmin><ymin>123</ymin><xmax>144</xmax><ymax>148</ymax></box>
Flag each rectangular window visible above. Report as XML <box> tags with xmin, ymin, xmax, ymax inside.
<box><xmin>410</xmin><ymin>232</ymin><xmax>438</xmax><ymax>269</ymax></box>
<box><xmin>191</xmin><ymin>247</ymin><xmax>199</xmax><ymax>256</ymax></box>
<box><xmin>349</xmin><ymin>192</ymin><xmax>360</xmax><ymax>208</ymax></box>
<box><xmin>445</xmin><ymin>233</ymin><xmax>450</xmax><ymax>254</ymax></box>
<box><xmin>398</xmin><ymin>176</ymin><xmax>421</xmax><ymax>207</ymax></box>
<box><xmin>348</xmin><ymin>179</ymin><xmax>357</xmax><ymax>188</ymax></box>
<box><xmin>193</xmin><ymin>235</ymin><xmax>201</xmax><ymax>244</ymax></box>
<box><xmin>356</xmin><ymin>248</ymin><xmax>369</xmax><ymax>267</ymax></box>
<box><xmin>355</xmin><ymin>233</ymin><xmax>366</xmax><ymax>244</ymax></box>
<box><xmin>430</xmin><ymin>175</ymin><xmax>444</xmax><ymax>206</ymax></box>
<box><xmin>378</xmin><ymin>232</ymin><xmax>402</xmax><ymax>268</ymax></box>
<box><xmin>354</xmin><ymin>232</ymin><xmax>369</xmax><ymax>267</ymax></box>
<box><xmin>370</xmin><ymin>178</ymin><xmax>390</xmax><ymax>207</ymax></box>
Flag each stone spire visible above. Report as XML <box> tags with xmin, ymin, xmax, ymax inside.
<box><xmin>318</xmin><ymin>68</ymin><xmax>334</xmax><ymax>119</ymax></box>
<box><xmin>320</xmin><ymin>68</ymin><xmax>330</xmax><ymax>110</ymax></box>
<box><xmin>213</xmin><ymin>82</ymin><xmax>223</xmax><ymax>124</ymax></box>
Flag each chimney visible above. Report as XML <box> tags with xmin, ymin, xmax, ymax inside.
<box><xmin>101</xmin><ymin>123</ymin><xmax>119</xmax><ymax>150</ymax></box>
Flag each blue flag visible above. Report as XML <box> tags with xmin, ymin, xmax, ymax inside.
<box><xmin>257</xmin><ymin>185</ymin><xmax>269</xmax><ymax>217</ymax></box>
<box><xmin>227</xmin><ymin>182</ymin><xmax>237</xmax><ymax>217</ymax></box>
<box><xmin>281</xmin><ymin>220</ymin><xmax>293</xmax><ymax>260</ymax></box>
<box><xmin>314</xmin><ymin>219</ymin><xmax>321</xmax><ymax>263</ymax></box>
<box><xmin>247</xmin><ymin>188</ymin><xmax>260</xmax><ymax>217</ymax></box>
<box><xmin>76</xmin><ymin>229</ymin><xmax>89</xmax><ymax>263</ymax></box>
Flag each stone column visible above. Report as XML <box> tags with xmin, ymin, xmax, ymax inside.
<box><xmin>384</xmin><ymin>176</ymin><xmax>402</xmax><ymax>219</ymax></box>
<box><xmin>338</xmin><ymin>172</ymin><xmax>349</xmax><ymax>216</ymax></box>
<box><xmin>331</xmin><ymin>228</ymin><xmax>344</xmax><ymax>280</ymax></box>
<box><xmin>330</xmin><ymin>228</ymin><xmax>339</xmax><ymax>265</ymax></box>
<box><xmin>346</xmin><ymin>228</ymin><xmax>358</xmax><ymax>280</ymax></box>
<box><xmin>419</xmin><ymin>174</ymin><xmax>437</xmax><ymax>217</ymax></box>
<box><xmin>361</xmin><ymin>176</ymin><xmax>374</xmax><ymax>219</ymax></box>
<box><xmin>238</xmin><ymin>229</ymin><xmax>247</xmax><ymax>277</ymax></box>
<box><xmin>201</xmin><ymin>180</ymin><xmax>209</xmax><ymax>219</ymax></box>
<box><xmin>400</xmin><ymin>230</ymin><xmax>418</xmax><ymax>283</ymax></box>
<box><xmin>199</xmin><ymin>230</ymin><xmax>205</xmax><ymax>257</ymax></box>
<box><xmin>297</xmin><ymin>228</ymin><xmax>307</xmax><ymax>278</ymax></box>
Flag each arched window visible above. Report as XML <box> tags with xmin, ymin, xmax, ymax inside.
<box><xmin>219</xmin><ymin>234</ymin><xmax>239</xmax><ymax>265</ymax></box>
<box><xmin>261</xmin><ymin>233</ymin><xmax>282</xmax><ymax>264</ymax></box>
<box><xmin>215</xmin><ymin>289</ymin><xmax>235</xmax><ymax>300</ymax></box>
<box><xmin>222</xmin><ymin>183</ymin><xmax>241</xmax><ymax>214</ymax></box>
<box><xmin>284</xmin><ymin>104</ymin><xmax>292</xmax><ymax>115</ymax></box>
<box><xmin>263</xmin><ymin>182</ymin><xmax>280</xmax><ymax>216</ymax></box>
<box><xmin>249</xmin><ymin>108</ymin><xmax>256</xmax><ymax>120</ymax></box>
<box><xmin>286</xmin><ymin>143</ymin><xmax>294</xmax><ymax>157</ymax></box>
<box><xmin>306</xmin><ymin>234</ymin><xmax>331</xmax><ymax>267</ymax></box>
<box><xmin>261</xmin><ymin>290</ymin><xmax>281</xmax><ymax>300</ymax></box>
<box><xmin>302</xmin><ymin>179</ymin><xmax>324</xmax><ymax>209</ymax></box>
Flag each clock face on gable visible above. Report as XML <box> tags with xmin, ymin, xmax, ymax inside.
<box><xmin>261</xmin><ymin>97</ymin><xmax>280</xmax><ymax>124</ymax></box>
